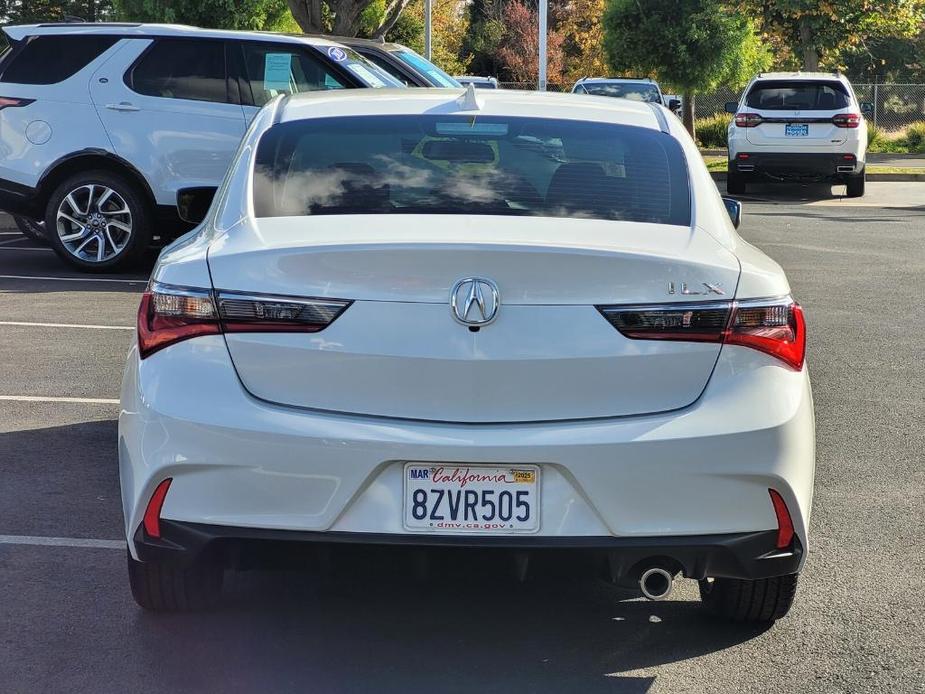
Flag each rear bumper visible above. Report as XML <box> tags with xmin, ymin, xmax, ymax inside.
<box><xmin>730</xmin><ymin>152</ymin><xmax>863</xmax><ymax>179</ymax></box>
<box><xmin>0</xmin><ymin>178</ymin><xmax>40</xmax><ymax>218</ymax></box>
<box><xmin>135</xmin><ymin>519</ymin><xmax>803</xmax><ymax>581</ymax></box>
<box><xmin>119</xmin><ymin>336</ymin><xmax>816</xmax><ymax>574</ymax></box>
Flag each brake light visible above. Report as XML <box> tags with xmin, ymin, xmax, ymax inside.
<box><xmin>597</xmin><ymin>296</ymin><xmax>806</xmax><ymax>370</ymax></box>
<box><xmin>768</xmin><ymin>489</ymin><xmax>795</xmax><ymax>550</ymax></box>
<box><xmin>0</xmin><ymin>96</ymin><xmax>34</xmax><ymax>110</ymax></box>
<box><xmin>734</xmin><ymin>112</ymin><xmax>763</xmax><ymax>128</ymax></box>
<box><xmin>137</xmin><ymin>282</ymin><xmax>351</xmax><ymax>359</ymax></box>
<box><xmin>832</xmin><ymin>113</ymin><xmax>861</xmax><ymax>128</ymax></box>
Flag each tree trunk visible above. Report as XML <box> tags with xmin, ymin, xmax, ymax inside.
<box><xmin>288</xmin><ymin>0</ymin><xmax>327</xmax><ymax>33</ymax></box>
<box><xmin>682</xmin><ymin>92</ymin><xmax>695</xmax><ymax>139</ymax></box>
<box><xmin>372</xmin><ymin>0</ymin><xmax>413</xmax><ymax>38</ymax></box>
<box><xmin>799</xmin><ymin>17</ymin><xmax>819</xmax><ymax>71</ymax></box>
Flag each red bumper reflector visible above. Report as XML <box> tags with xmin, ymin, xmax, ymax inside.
<box><xmin>768</xmin><ymin>489</ymin><xmax>795</xmax><ymax>550</ymax></box>
<box><xmin>143</xmin><ymin>478</ymin><xmax>173</xmax><ymax>539</ymax></box>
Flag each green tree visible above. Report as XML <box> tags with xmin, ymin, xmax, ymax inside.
<box><xmin>0</xmin><ymin>0</ymin><xmax>112</xmax><ymax>22</ymax></box>
<box><xmin>603</xmin><ymin>0</ymin><xmax>770</xmax><ymax>136</ymax></box>
<box><xmin>286</xmin><ymin>0</ymin><xmax>411</xmax><ymax>37</ymax></box>
<box><xmin>734</xmin><ymin>0</ymin><xmax>925</xmax><ymax>71</ymax></box>
<box><xmin>384</xmin><ymin>0</ymin><xmax>471</xmax><ymax>74</ymax></box>
<box><xmin>112</xmin><ymin>0</ymin><xmax>294</xmax><ymax>30</ymax></box>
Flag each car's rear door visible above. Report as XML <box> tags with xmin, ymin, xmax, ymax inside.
<box><xmin>90</xmin><ymin>37</ymin><xmax>247</xmax><ymax>207</ymax></box>
<box><xmin>744</xmin><ymin>80</ymin><xmax>850</xmax><ymax>148</ymax></box>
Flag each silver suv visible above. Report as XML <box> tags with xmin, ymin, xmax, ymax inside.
<box><xmin>0</xmin><ymin>23</ymin><xmax>401</xmax><ymax>271</ymax></box>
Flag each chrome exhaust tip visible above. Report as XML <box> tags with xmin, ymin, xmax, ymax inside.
<box><xmin>639</xmin><ymin>567</ymin><xmax>674</xmax><ymax>601</ymax></box>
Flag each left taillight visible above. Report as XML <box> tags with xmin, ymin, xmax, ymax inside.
<box><xmin>137</xmin><ymin>282</ymin><xmax>351</xmax><ymax>359</ymax></box>
<box><xmin>597</xmin><ymin>296</ymin><xmax>806</xmax><ymax>370</ymax></box>
<box><xmin>0</xmin><ymin>96</ymin><xmax>35</xmax><ymax>111</ymax></box>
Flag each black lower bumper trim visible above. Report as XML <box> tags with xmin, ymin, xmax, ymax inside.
<box><xmin>135</xmin><ymin>520</ymin><xmax>802</xmax><ymax>581</ymax></box>
<box><xmin>732</xmin><ymin>152</ymin><xmax>861</xmax><ymax>180</ymax></box>
<box><xmin>0</xmin><ymin>178</ymin><xmax>41</xmax><ymax>218</ymax></box>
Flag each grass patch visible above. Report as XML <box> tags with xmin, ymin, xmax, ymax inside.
<box><xmin>701</xmin><ymin>156</ymin><xmax>922</xmax><ymax>175</ymax></box>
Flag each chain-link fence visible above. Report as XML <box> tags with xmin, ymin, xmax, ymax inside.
<box><xmin>497</xmin><ymin>82</ymin><xmax>925</xmax><ymax>132</ymax></box>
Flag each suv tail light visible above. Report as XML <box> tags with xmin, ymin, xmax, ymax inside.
<box><xmin>0</xmin><ymin>96</ymin><xmax>35</xmax><ymax>111</ymax></box>
<box><xmin>597</xmin><ymin>296</ymin><xmax>806</xmax><ymax>370</ymax></box>
<box><xmin>734</xmin><ymin>112</ymin><xmax>763</xmax><ymax>128</ymax></box>
<box><xmin>832</xmin><ymin>113</ymin><xmax>861</xmax><ymax>128</ymax></box>
<box><xmin>137</xmin><ymin>282</ymin><xmax>351</xmax><ymax>359</ymax></box>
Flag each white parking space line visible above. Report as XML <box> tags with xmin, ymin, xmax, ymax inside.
<box><xmin>0</xmin><ymin>231</ymin><xmax>21</xmax><ymax>235</ymax></box>
<box><xmin>0</xmin><ymin>321</ymin><xmax>133</xmax><ymax>330</ymax></box>
<box><xmin>0</xmin><ymin>237</ymin><xmax>29</xmax><ymax>246</ymax></box>
<box><xmin>0</xmin><ymin>535</ymin><xmax>124</xmax><ymax>549</ymax></box>
<box><xmin>0</xmin><ymin>274</ymin><xmax>145</xmax><ymax>284</ymax></box>
<box><xmin>0</xmin><ymin>247</ymin><xmax>54</xmax><ymax>252</ymax></box>
<box><xmin>0</xmin><ymin>395</ymin><xmax>119</xmax><ymax>404</ymax></box>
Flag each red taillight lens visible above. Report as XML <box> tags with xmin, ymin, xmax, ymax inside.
<box><xmin>768</xmin><ymin>489</ymin><xmax>795</xmax><ymax>550</ymax></box>
<box><xmin>726</xmin><ymin>299</ymin><xmax>806</xmax><ymax>370</ymax></box>
<box><xmin>0</xmin><ymin>96</ymin><xmax>35</xmax><ymax>110</ymax></box>
<box><xmin>597</xmin><ymin>297</ymin><xmax>806</xmax><ymax>370</ymax></box>
<box><xmin>137</xmin><ymin>284</ymin><xmax>220</xmax><ymax>359</ymax></box>
<box><xmin>734</xmin><ymin>112</ymin><xmax>763</xmax><ymax>127</ymax></box>
<box><xmin>832</xmin><ymin>113</ymin><xmax>861</xmax><ymax>128</ymax></box>
<box><xmin>137</xmin><ymin>282</ymin><xmax>352</xmax><ymax>359</ymax></box>
<box><xmin>143</xmin><ymin>478</ymin><xmax>172</xmax><ymax>539</ymax></box>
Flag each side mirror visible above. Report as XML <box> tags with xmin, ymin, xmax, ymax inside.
<box><xmin>177</xmin><ymin>186</ymin><xmax>218</xmax><ymax>225</ymax></box>
<box><xmin>722</xmin><ymin>196</ymin><xmax>742</xmax><ymax>229</ymax></box>
<box><xmin>667</xmin><ymin>98</ymin><xmax>681</xmax><ymax>111</ymax></box>
<box><xmin>724</xmin><ymin>101</ymin><xmax>739</xmax><ymax>114</ymax></box>
<box><xmin>860</xmin><ymin>101</ymin><xmax>874</xmax><ymax>116</ymax></box>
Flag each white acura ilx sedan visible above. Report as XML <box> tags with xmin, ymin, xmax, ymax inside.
<box><xmin>119</xmin><ymin>87</ymin><xmax>814</xmax><ymax>621</ymax></box>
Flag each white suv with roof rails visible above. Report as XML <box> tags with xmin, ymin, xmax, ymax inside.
<box><xmin>726</xmin><ymin>72</ymin><xmax>869</xmax><ymax>197</ymax></box>
<box><xmin>572</xmin><ymin>78</ymin><xmax>681</xmax><ymax>113</ymax></box>
<box><xmin>0</xmin><ymin>23</ymin><xmax>401</xmax><ymax>271</ymax></box>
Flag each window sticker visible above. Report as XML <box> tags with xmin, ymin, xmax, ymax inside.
<box><xmin>427</xmin><ymin>70</ymin><xmax>456</xmax><ymax>88</ymax></box>
<box><xmin>346</xmin><ymin>63</ymin><xmax>386</xmax><ymax>87</ymax></box>
<box><xmin>327</xmin><ymin>46</ymin><xmax>348</xmax><ymax>63</ymax></box>
<box><xmin>264</xmin><ymin>53</ymin><xmax>293</xmax><ymax>91</ymax></box>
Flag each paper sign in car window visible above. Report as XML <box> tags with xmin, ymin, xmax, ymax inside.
<box><xmin>427</xmin><ymin>70</ymin><xmax>456</xmax><ymax>88</ymax></box>
<box><xmin>264</xmin><ymin>53</ymin><xmax>294</xmax><ymax>91</ymax></box>
<box><xmin>346</xmin><ymin>63</ymin><xmax>386</xmax><ymax>87</ymax></box>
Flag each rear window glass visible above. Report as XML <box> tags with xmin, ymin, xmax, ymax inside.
<box><xmin>745</xmin><ymin>81</ymin><xmax>850</xmax><ymax>110</ymax></box>
<box><xmin>253</xmin><ymin>115</ymin><xmax>690</xmax><ymax>225</ymax></box>
<box><xmin>0</xmin><ymin>35</ymin><xmax>118</xmax><ymax>84</ymax></box>
<box><xmin>577</xmin><ymin>82</ymin><xmax>661</xmax><ymax>103</ymax></box>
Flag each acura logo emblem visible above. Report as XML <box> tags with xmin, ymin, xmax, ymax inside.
<box><xmin>451</xmin><ymin>277</ymin><xmax>500</xmax><ymax>325</ymax></box>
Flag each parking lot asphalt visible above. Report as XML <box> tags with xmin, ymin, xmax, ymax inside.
<box><xmin>1</xmin><ymin>182</ymin><xmax>923</xmax><ymax>693</ymax></box>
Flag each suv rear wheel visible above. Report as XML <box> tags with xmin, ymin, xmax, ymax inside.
<box><xmin>699</xmin><ymin>573</ymin><xmax>798</xmax><ymax>623</ymax></box>
<box><xmin>44</xmin><ymin>170</ymin><xmax>151</xmax><ymax>272</ymax></box>
<box><xmin>845</xmin><ymin>168</ymin><xmax>865</xmax><ymax>198</ymax></box>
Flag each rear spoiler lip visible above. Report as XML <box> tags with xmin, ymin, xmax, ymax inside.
<box><xmin>2</xmin><ymin>25</ymin><xmax>34</xmax><ymax>43</ymax></box>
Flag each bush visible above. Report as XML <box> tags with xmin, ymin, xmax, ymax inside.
<box><xmin>902</xmin><ymin>122</ymin><xmax>925</xmax><ymax>153</ymax></box>
<box><xmin>695</xmin><ymin>113</ymin><xmax>731</xmax><ymax>149</ymax></box>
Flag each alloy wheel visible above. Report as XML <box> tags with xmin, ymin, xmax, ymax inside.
<box><xmin>55</xmin><ymin>184</ymin><xmax>133</xmax><ymax>263</ymax></box>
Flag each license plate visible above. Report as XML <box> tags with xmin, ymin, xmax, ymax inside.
<box><xmin>785</xmin><ymin>124</ymin><xmax>809</xmax><ymax>137</ymax></box>
<box><xmin>403</xmin><ymin>464</ymin><xmax>540</xmax><ymax>533</ymax></box>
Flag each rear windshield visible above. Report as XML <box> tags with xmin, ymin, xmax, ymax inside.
<box><xmin>253</xmin><ymin>115</ymin><xmax>690</xmax><ymax>225</ymax></box>
<box><xmin>745</xmin><ymin>80</ymin><xmax>850</xmax><ymax>110</ymax></box>
<box><xmin>577</xmin><ymin>82</ymin><xmax>661</xmax><ymax>103</ymax></box>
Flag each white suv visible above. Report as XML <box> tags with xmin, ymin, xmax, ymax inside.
<box><xmin>726</xmin><ymin>72</ymin><xmax>869</xmax><ymax>197</ymax></box>
<box><xmin>0</xmin><ymin>23</ymin><xmax>401</xmax><ymax>271</ymax></box>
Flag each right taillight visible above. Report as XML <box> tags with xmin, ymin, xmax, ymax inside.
<box><xmin>832</xmin><ymin>113</ymin><xmax>861</xmax><ymax>128</ymax></box>
<box><xmin>137</xmin><ymin>282</ymin><xmax>351</xmax><ymax>359</ymax></box>
<box><xmin>597</xmin><ymin>296</ymin><xmax>806</xmax><ymax>370</ymax></box>
<box><xmin>734</xmin><ymin>112</ymin><xmax>763</xmax><ymax>128</ymax></box>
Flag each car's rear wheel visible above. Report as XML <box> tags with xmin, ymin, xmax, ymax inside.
<box><xmin>726</xmin><ymin>170</ymin><xmax>747</xmax><ymax>195</ymax></box>
<box><xmin>845</xmin><ymin>168</ymin><xmax>865</xmax><ymax>198</ymax></box>
<box><xmin>699</xmin><ymin>573</ymin><xmax>798</xmax><ymax>623</ymax></box>
<box><xmin>13</xmin><ymin>215</ymin><xmax>47</xmax><ymax>244</ymax></box>
<box><xmin>44</xmin><ymin>170</ymin><xmax>151</xmax><ymax>272</ymax></box>
<box><xmin>127</xmin><ymin>550</ymin><xmax>223</xmax><ymax>611</ymax></box>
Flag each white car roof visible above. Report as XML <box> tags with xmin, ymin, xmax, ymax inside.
<box><xmin>578</xmin><ymin>78</ymin><xmax>657</xmax><ymax>84</ymax></box>
<box><xmin>3</xmin><ymin>23</ymin><xmax>342</xmax><ymax>48</ymax></box>
<box><xmin>753</xmin><ymin>72</ymin><xmax>848</xmax><ymax>82</ymax></box>
<box><xmin>277</xmin><ymin>88</ymin><xmax>664</xmax><ymax>130</ymax></box>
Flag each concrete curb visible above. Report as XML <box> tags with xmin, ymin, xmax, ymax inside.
<box><xmin>710</xmin><ymin>172</ymin><xmax>925</xmax><ymax>181</ymax></box>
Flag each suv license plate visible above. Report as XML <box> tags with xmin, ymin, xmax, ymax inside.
<box><xmin>403</xmin><ymin>464</ymin><xmax>540</xmax><ymax>533</ymax></box>
<box><xmin>785</xmin><ymin>124</ymin><xmax>809</xmax><ymax>136</ymax></box>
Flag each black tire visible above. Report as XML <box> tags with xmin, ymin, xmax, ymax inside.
<box><xmin>13</xmin><ymin>215</ymin><xmax>47</xmax><ymax>244</ymax></box>
<box><xmin>127</xmin><ymin>550</ymin><xmax>223</xmax><ymax>611</ymax></box>
<box><xmin>699</xmin><ymin>573</ymin><xmax>798</xmax><ymax>623</ymax></box>
<box><xmin>726</xmin><ymin>170</ymin><xmax>747</xmax><ymax>195</ymax></box>
<box><xmin>44</xmin><ymin>169</ymin><xmax>152</xmax><ymax>272</ymax></box>
<box><xmin>845</xmin><ymin>168</ymin><xmax>865</xmax><ymax>198</ymax></box>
